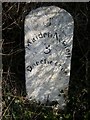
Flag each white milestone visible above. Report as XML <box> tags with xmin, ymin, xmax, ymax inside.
<box><xmin>25</xmin><ymin>6</ymin><xmax>74</xmax><ymax>109</ymax></box>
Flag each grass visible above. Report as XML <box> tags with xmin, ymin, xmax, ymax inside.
<box><xmin>2</xmin><ymin>2</ymin><xmax>89</xmax><ymax>120</ymax></box>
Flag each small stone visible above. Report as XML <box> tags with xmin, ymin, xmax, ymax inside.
<box><xmin>8</xmin><ymin>96</ymin><xmax>10</xmax><ymax>100</ymax></box>
<box><xmin>60</xmin><ymin>116</ymin><xmax>63</xmax><ymax>120</ymax></box>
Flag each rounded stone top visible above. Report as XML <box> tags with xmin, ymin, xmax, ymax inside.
<box><xmin>25</xmin><ymin>6</ymin><xmax>74</xmax><ymax>32</ymax></box>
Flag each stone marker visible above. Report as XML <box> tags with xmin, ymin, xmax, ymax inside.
<box><xmin>25</xmin><ymin>6</ymin><xmax>74</xmax><ymax>109</ymax></box>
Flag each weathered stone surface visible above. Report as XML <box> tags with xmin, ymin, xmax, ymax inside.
<box><xmin>25</xmin><ymin>6</ymin><xmax>74</xmax><ymax>109</ymax></box>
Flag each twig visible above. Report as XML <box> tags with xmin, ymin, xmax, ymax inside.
<box><xmin>0</xmin><ymin>49</ymin><xmax>24</xmax><ymax>56</ymax></box>
<box><xmin>1</xmin><ymin>98</ymin><xmax>15</xmax><ymax>120</ymax></box>
<box><xmin>3</xmin><ymin>72</ymin><xmax>15</xmax><ymax>75</ymax></box>
<box><xmin>5</xmin><ymin>3</ymin><xmax>17</xmax><ymax>14</ymax></box>
<box><xmin>2</xmin><ymin>21</ymin><xmax>16</xmax><ymax>31</ymax></box>
<box><xmin>17</xmin><ymin>3</ymin><xmax>20</xmax><ymax>13</ymax></box>
<box><xmin>3</xmin><ymin>41</ymin><xmax>15</xmax><ymax>45</ymax></box>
